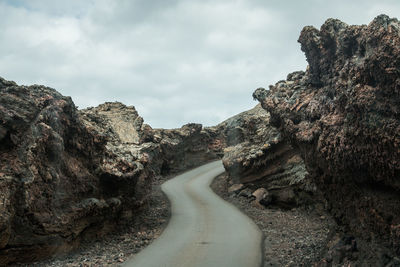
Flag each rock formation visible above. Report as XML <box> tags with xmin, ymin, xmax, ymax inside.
<box><xmin>79</xmin><ymin>102</ymin><xmax>161</xmax><ymax>208</ymax></box>
<box><xmin>0</xmin><ymin>80</ymin><xmax>111</xmax><ymax>264</ymax></box>
<box><xmin>221</xmin><ymin>105</ymin><xmax>317</xmax><ymax>208</ymax></box>
<box><xmin>1</xmin><ymin>13</ymin><xmax>399</xmax><ymax>266</ymax></box>
<box><xmin>0</xmin><ymin>81</ymin><xmax>224</xmax><ymax>265</ymax></box>
<box><xmin>152</xmin><ymin>124</ymin><xmax>224</xmax><ymax>174</ymax></box>
<box><xmin>253</xmin><ymin>15</ymin><xmax>400</xmax><ymax>261</ymax></box>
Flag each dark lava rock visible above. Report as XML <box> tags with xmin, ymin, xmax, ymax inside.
<box><xmin>0</xmin><ymin>82</ymin><xmax>225</xmax><ymax>265</ymax></box>
<box><xmin>0</xmin><ymin>80</ymin><xmax>112</xmax><ymax>264</ymax></box>
<box><xmin>254</xmin><ymin>15</ymin><xmax>400</xmax><ymax>261</ymax></box>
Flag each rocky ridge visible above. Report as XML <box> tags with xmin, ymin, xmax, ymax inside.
<box><xmin>253</xmin><ymin>15</ymin><xmax>400</xmax><ymax>264</ymax></box>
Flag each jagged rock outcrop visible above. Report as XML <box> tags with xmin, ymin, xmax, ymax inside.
<box><xmin>0</xmin><ymin>82</ymin><xmax>225</xmax><ymax>264</ymax></box>
<box><xmin>220</xmin><ymin>105</ymin><xmax>317</xmax><ymax>208</ymax></box>
<box><xmin>0</xmin><ymin>79</ymin><xmax>113</xmax><ymax>264</ymax></box>
<box><xmin>79</xmin><ymin>103</ymin><xmax>161</xmax><ymax>206</ymax></box>
<box><xmin>254</xmin><ymin>15</ymin><xmax>400</xmax><ymax>260</ymax></box>
<box><xmin>80</xmin><ymin>103</ymin><xmax>225</xmax><ymax>195</ymax></box>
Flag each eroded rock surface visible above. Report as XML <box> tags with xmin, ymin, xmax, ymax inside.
<box><xmin>79</xmin><ymin>103</ymin><xmax>161</xmax><ymax>207</ymax></box>
<box><xmin>0</xmin><ymin>79</ymin><xmax>112</xmax><ymax>264</ymax></box>
<box><xmin>254</xmin><ymin>15</ymin><xmax>400</xmax><ymax>262</ymax></box>
<box><xmin>0</xmin><ymin>82</ymin><xmax>224</xmax><ymax>265</ymax></box>
<box><xmin>221</xmin><ymin>105</ymin><xmax>317</xmax><ymax>208</ymax></box>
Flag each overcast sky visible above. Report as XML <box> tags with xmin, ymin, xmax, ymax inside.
<box><xmin>0</xmin><ymin>0</ymin><xmax>399</xmax><ymax>128</ymax></box>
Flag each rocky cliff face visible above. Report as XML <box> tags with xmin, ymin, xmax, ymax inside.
<box><xmin>0</xmin><ymin>79</ymin><xmax>111</xmax><ymax>264</ymax></box>
<box><xmin>0</xmin><ymin>82</ymin><xmax>224</xmax><ymax>264</ymax></box>
<box><xmin>253</xmin><ymin>15</ymin><xmax>400</xmax><ymax>258</ymax></box>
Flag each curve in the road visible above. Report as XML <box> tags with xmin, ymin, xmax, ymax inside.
<box><xmin>124</xmin><ymin>160</ymin><xmax>263</xmax><ymax>267</ymax></box>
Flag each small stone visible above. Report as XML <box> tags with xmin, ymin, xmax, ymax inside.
<box><xmin>228</xmin><ymin>184</ymin><xmax>245</xmax><ymax>194</ymax></box>
<box><xmin>251</xmin><ymin>187</ymin><xmax>268</xmax><ymax>202</ymax></box>
<box><xmin>238</xmin><ymin>188</ymin><xmax>254</xmax><ymax>198</ymax></box>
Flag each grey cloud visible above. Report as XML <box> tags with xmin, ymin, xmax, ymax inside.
<box><xmin>0</xmin><ymin>0</ymin><xmax>399</xmax><ymax>128</ymax></box>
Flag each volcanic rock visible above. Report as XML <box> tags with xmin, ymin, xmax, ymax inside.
<box><xmin>227</xmin><ymin>184</ymin><xmax>245</xmax><ymax>194</ymax></box>
<box><xmin>0</xmin><ymin>80</ymin><xmax>113</xmax><ymax>264</ymax></box>
<box><xmin>0</xmin><ymin>82</ymin><xmax>225</xmax><ymax>265</ymax></box>
<box><xmin>254</xmin><ymin>15</ymin><xmax>400</xmax><ymax>259</ymax></box>
<box><xmin>79</xmin><ymin>102</ymin><xmax>162</xmax><ymax>206</ymax></box>
<box><xmin>251</xmin><ymin>188</ymin><xmax>271</xmax><ymax>206</ymax></box>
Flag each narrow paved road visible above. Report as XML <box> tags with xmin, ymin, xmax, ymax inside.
<box><xmin>124</xmin><ymin>161</ymin><xmax>263</xmax><ymax>267</ymax></box>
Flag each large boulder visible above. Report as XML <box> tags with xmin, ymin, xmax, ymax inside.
<box><xmin>79</xmin><ymin>103</ymin><xmax>161</xmax><ymax>204</ymax></box>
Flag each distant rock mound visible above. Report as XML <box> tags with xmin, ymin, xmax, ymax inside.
<box><xmin>152</xmin><ymin>123</ymin><xmax>224</xmax><ymax>175</ymax></box>
<box><xmin>254</xmin><ymin>15</ymin><xmax>400</xmax><ymax>262</ymax></box>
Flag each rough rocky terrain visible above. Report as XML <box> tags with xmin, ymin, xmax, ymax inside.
<box><xmin>253</xmin><ymin>15</ymin><xmax>400</xmax><ymax>265</ymax></box>
<box><xmin>0</xmin><ymin>80</ymin><xmax>113</xmax><ymax>265</ymax></box>
<box><xmin>0</xmin><ymin>82</ymin><xmax>224</xmax><ymax>264</ymax></box>
<box><xmin>152</xmin><ymin>123</ymin><xmax>224</xmax><ymax>174</ymax></box>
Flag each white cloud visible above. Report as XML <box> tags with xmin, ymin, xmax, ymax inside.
<box><xmin>0</xmin><ymin>0</ymin><xmax>398</xmax><ymax>128</ymax></box>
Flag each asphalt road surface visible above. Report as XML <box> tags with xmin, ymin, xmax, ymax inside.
<box><xmin>124</xmin><ymin>160</ymin><xmax>263</xmax><ymax>267</ymax></box>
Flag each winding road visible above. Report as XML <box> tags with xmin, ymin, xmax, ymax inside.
<box><xmin>124</xmin><ymin>160</ymin><xmax>263</xmax><ymax>267</ymax></box>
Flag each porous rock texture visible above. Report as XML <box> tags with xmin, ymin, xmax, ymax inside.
<box><xmin>253</xmin><ymin>15</ymin><xmax>400</xmax><ymax>262</ymax></box>
<box><xmin>0</xmin><ymin>80</ymin><xmax>224</xmax><ymax>265</ymax></box>
<box><xmin>79</xmin><ymin>102</ymin><xmax>161</xmax><ymax>208</ymax></box>
<box><xmin>221</xmin><ymin>104</ymin><xmax>318</xmax><ymax>209</ymax></box>
<box><xmin>0</xmin><ymin>79</ymin><xmax>111</xmax><ymax>265</ymax></box>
